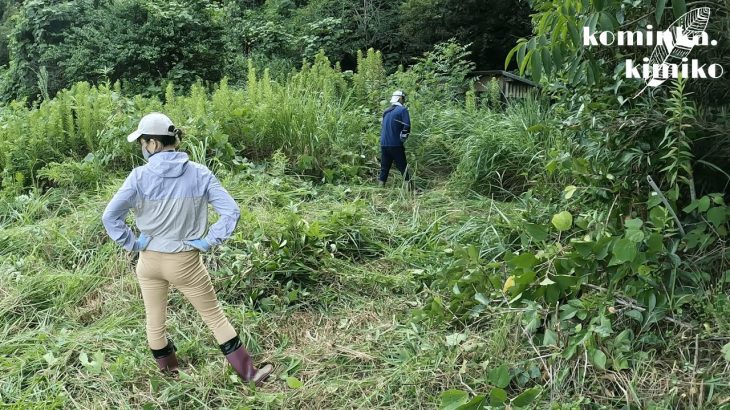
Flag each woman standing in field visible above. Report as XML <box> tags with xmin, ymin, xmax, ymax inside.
<box><xmin>102</xmin><ymin>112</ymin><xmax>273</xmax><ymax>385</ymax></box>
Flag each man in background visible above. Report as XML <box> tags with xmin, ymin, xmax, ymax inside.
<box><xmin>378</xmin><ymin>90</ymin><xmax>412</xmax><ymax>188</ymax></box>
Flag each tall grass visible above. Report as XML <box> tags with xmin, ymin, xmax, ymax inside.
<box><xmin>405</xmin><ymin>96</ymin><xmax>557</xmax><ymax>197</ymax></box>
<box><xmin>450</xmin><ymin>96</ymin><xmax>554</xmax><ymax>198</ymax></box>
<box><xmin>1</xmin><ymin>50</ymin><xmax>554</xmax><ymax>201</ymax></box>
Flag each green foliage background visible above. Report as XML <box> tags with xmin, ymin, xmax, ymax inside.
<box><xmin>0</xmin><ymin>0</ymin><xmax>729</xmax><ymax>408</ymax></box>
<box><xmin>0</xmin><ymin>0</ymin><xmax>532</xmax><ymax>102</ymax></box>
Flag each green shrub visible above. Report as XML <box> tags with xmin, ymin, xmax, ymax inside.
<box><xmin>37</xmin><ymin>158</ymin><xmax>103</xmax><ymax>190</ymax></box>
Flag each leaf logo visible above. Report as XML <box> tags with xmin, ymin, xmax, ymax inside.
<box><xmin>635</xmin><ymin>7</ymin><xmax>711</xmax><ymax>97</ymax></box>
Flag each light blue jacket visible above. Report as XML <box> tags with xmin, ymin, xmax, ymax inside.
<box><xmin>102</xmin><ymin>151</ymin><xmax>240</xmax><ymax>253</ymax></box>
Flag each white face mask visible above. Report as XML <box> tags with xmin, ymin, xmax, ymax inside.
<box><xmin>141</xmin><ymin>140</ymin><xmax>157</xmax><ymax>160</ymax></box>
<box><xmin>141</xmin><ymin>145</ymin><xmax>152</xmax><ymax>160</ymax></box>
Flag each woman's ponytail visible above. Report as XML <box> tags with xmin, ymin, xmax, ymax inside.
<box><xmin>168</xmin><ymin>125</ymin><xmax>183</xmax><ymax>146</ymax></box>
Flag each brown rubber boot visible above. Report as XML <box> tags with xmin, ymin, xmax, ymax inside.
<box><xmin>220</xmin><ymin>336</ymin><xmax>273</xmax><ymax>386</ymax></box>
<box><xmin>151</xmin><ymin>340</ymin><xmax>179</xmax><ymax>375</ymax></box>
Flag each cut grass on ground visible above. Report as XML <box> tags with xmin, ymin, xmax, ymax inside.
<box><xmin>2</xmin><ymin>167</ymin><xmax>729</xmax><ymax>409</ymax></box>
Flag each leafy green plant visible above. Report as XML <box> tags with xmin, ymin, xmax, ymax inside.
<box><xmin>439</xmin><ymin>385</ymin><xmax>543</xmax><ymax>410</ymax></box>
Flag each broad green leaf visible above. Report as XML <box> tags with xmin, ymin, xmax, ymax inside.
<box><xmin>524</xmin><ymin>223</ymin><xmax>549</xmax><ymax>242</ymax></box>
<box><xmin>530</xmin><ymin>48</ymin><xmax>542</xmax><ymax>82</ymax></box>
<box><xmin>587</xmin><ymin>12</ymin><xmax>600</xmax><ymax>32</ymax></box>
<box><xmin>624</xmin><ymin>218</ymin><xmax>643</xmax><ymax>230</ymax></box>
<box><xmin>489</xmin><ymin>388</ymin><xmax>508</xmax><ymax>406</ymax></box>
<box><xmin>510</xmin><ymin>253</ymin><xmax>538</xmax><ymax>270</ymax></box>
<box><xmin>591</xmin><ymin>349</ymin><xmax>607</xmax><ymax>370</ymax></box>
<box><xmin>593</xmin><ymin>236</ymin><xmax>613</xmax><ymax>260</ymax></box>
<box><xmin>564</xmin><ymin>185</ymin><xmax>577</xmax><ymax>199</ymax></box>
<box><xmin>611</xmin><ymin>238</ymin><xmax>637</xmax><ymax>265</ymax></box>
<box><xmin>567</xmin><ymin>19</ymin><xmax>581</xmax><ymax>45</ymax></box>
<box><xmin>440</xmin><ymin>389</ymin><xmax>469</xmax><ymax>410</ymax></box>
<box><xmin>573</xmin><ymin>240</ymin><xmax>594</xmax><ymax>257</ymax></box>
<box><xmin>646</xmin><ymin>233</ymin><xmax>664</xmax><ymax>254</ymax></box>
<box><xmin>543</xmin><ymin>328</ymin><xmax>558</xmax><ymax>346</ymax></box>
<box><xmin>488</xmin><ymin>365</ymin><xmax>511</xmax><ymax>389</ymax></box>
<box><xmin>515</xmin><ymin>271</ymin><xmax>537</xmax><ymax>285</ymax></box>
<box><xmin>553</xmin><ymin>275</ymin><xmax>578</xmax><ymax>289</ymax></box>
<box><xmin>626</xmin><ymin>309</ymin><xmax>644</xmax><ymax>322</ymax></box>
<box><xmin>505</xmin><ymin>43</ymin><xmax>520</xmax><ymax>70</ymax></box>
<box><xmin>648</xmin><ymin>192</ymin><xmax>664</xmax><ymax>208</ymax></box>
<box><xmin>698</xmin><ymin>196</ymin><xmax>712</xmax><ymax>213</ymax></box>
<box><xmin>559</xmin><ymin>304</ymin><xmax>578</xmax><ymax>321</ymax></box>
<box><xmin>683</xmin><ymin>201</ymin><xmax>699</xmax><ymax>213</ymax></box>
<box><xmin>474</xmin><ymin>293</ymin><xmax>490</xmax><ymax>305</ymax></box>
<box><xmin>649</xmin><ymin>207</ymin><xmax>667</xmax><ymax>229</ymax></box>
<box><xmin>655</xmin><ymin>0</ymin><xmax>667</xmax><ymax>24</ymax></box>
<box><xmin>512</xmin><ymin>386</ymin><xmax>542</xmax><ymax>407</ymax></box>
<box><xmin>672</xmin><ymin>0</ymin><xmax>686</xmax><ymax>19</ymax></box>
<box><xmin>552</xmin><ymin>45</ymin><xmax>563</xmax><ymax>67</ymax></box>
<box><xmin>455</xmin><ymin>395</ymin><xmax>486</xmax><ymax>410</ymax></box>
<box><xmin>599</xmin><ymin>11</ymin><xmax>614</xmax><ymax>30</ymax></box>
<box><xmin>546</xmin><ymin>159</ymin><xmax>558</xmax><ymax>175</ymax></box>
<box><xmin>707</xmin><ymin>207</ymin><xmax>727</xmax><ymax>228</ymax></box>
<box><xmin>519</xmin><ymin>49</ymin><xmax>534</xmax><ymax>75</ymax></box>
<box><xmin>625</xmin><ymin>229</ymin><xmax>644</xmax><ymax>243</ymax></box>
<box><xmin>587</xmin><ymin>59</ymin><xmax>595</xmax><ymax>84</ymax></box>
<box><xmin>546</xmin><ymin>284</ymin><xmax>560</xmax><ymax>304</ymax></box>
<box><xmin>647</xmin><ymin>292</ymin><xmax>657</xmax><ymax>313</ymax></box>
<box><xmin>286</xmin><ymin>376</ymin><xmax>303</xmax><ymax>389</ymax></box>
<box><xmin>541</xmin><ymin>47</ymin><xmax>552</xmax><ymax>76</ymax></box>
<box><xmin>517</xmin><ymin>42</ymin><xmax>527</xmax><ymax>68</ymax></box>
<box><xmin>552</xmin><ymin>211</ymin><xmax>573</xmax><ymax>232</ymax></box>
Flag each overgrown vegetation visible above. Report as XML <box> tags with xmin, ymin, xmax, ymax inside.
<box><xmin>0</xmin><ymin>0</ymin><xmax>532</xmax><ymax>102</ymax></box>
<box><xmin>1</xmin><ymin>0</ymin><xmax>729</xmax><ymax>408</ymax></box>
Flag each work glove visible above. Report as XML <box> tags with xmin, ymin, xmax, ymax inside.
<box><xmin>399</xmin><ymin>131</ymin><xmax>409</xmax><ymax>143</ymax></box>
<box><xmin>132</xmin><ymin>233</ymin><xmax>152</xmax><ymax>252</ymax></box>
<box><xmin>185</xmin><ymin>238</ymin><xmax>211</xmax><ymax>252</ymax></box>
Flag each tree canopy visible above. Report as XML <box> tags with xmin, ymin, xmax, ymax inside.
<box><xmin>0</xmin><ymin>0</ymin><xmax>532</xmax><ymax>101</ymax></box>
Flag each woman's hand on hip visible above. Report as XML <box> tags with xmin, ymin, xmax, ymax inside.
<box><xmin>185</xmin><ymin>238</ymin><xmax>211</xmax><ymax>252</ymax></box>
<box><xmin>132</xmin><ymin>233</ymin><xmax>152</xmax><ymax>252</ymax></box>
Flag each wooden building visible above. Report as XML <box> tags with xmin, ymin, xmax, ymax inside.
<box><xmin>472</xmin><ymin>70</ymin><xmax>538</xmax><ymax>102</ymax></box>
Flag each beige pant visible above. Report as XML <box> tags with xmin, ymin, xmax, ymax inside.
<box><xmin>136</xmin><ymin>250</ymin><xmax>237</xmax><ymax>350</ymax></box>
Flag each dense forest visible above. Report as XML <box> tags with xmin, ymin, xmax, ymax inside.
<box><xmin>1</xmin><ymin>0</ymin><xmax>729</xmax><ymax>408</ymax></box>
<box><xmin>0</xmin><ymin>0</ymin><xmax>532</xmax><ymax>101</ymax></box>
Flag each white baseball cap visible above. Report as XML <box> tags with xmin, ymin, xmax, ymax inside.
<box><xmin>127</xmin><ymin>112</ymin><xmax>176</xmax><ymax>142</ymax></box>
<box><xmin>390</xmin><ymin>90</ymin><xmax>406</xmax><ymax>104</ymax></box>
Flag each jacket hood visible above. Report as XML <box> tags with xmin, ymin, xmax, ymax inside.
<box><xmin>145</xmin><ymin>151</ymin><xmax>189</xmax><ymax>178</ymax></box>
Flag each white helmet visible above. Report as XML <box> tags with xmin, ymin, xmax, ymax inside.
<box><xmin>127</xmin><ymin>112</ymin><xmax>177</xmax><ymax>142</ymax></box>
